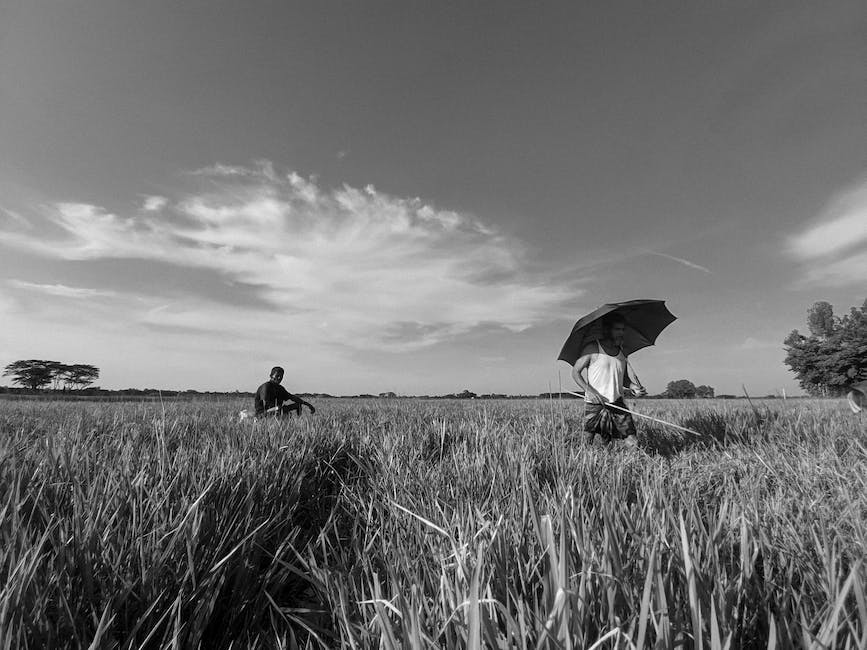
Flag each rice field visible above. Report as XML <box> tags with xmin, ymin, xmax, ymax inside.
<box><xmin>1</xmin><ymin>397</ymin><xmax>865</xmax><ymax>649</ymax></box>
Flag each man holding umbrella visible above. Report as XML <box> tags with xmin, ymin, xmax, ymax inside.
<box><xmin>559</xmin><ymin>301</ymin><xmax>676</xmax><ymax>446</ymax></box>
<box><xmin>572</xmin><ymin>313</ymin><xmax>645</xmax><ymax>444</ymax></box>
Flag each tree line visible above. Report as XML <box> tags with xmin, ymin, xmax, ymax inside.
<box><xmin>2</xmin><ymin>360</ymin><xmax>100</xmax><ymax>391</ymax></box>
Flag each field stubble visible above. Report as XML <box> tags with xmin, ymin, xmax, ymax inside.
<box><xmin>0</xmin><ymin>397</ymin><xmax>865</xmax><ymax>649</ymax></box>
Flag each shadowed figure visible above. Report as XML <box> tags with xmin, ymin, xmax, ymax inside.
<box><xmin>254</xmin><ymin>366</ymin><xmax>316</xmax><ymax>418</ymax></box>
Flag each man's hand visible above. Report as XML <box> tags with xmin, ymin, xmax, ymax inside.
<box><xmin>586</xmin><ymin>388</ymin><xmax>607</xmax><ymax>404</ymax></box>
<box><xmin>306</xmin><ymin>404</ymin><xmax>316</xmax><ymax>415</ymax></box>
<box><xmin>627</xmin><ymin>385</ymin><xmax>647</xmax><ymax>398</ymax></box>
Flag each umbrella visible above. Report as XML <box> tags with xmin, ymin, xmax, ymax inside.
<box><xmin>847</xmin><ymin>379</ymin><xmax>867</xmax><ymax>414</ymax></box>
<box><xmin>557</xmin><ymin>299</ymin><xmax>677</xmax><ymax>365</ymax></box>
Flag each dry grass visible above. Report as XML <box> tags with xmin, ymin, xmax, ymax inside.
<box><xmin>0</xmin><ymin>398</ymin><xmax>864</xmax><ymax>648</ymax></box>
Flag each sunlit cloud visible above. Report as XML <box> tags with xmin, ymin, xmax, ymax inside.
<box><xmin>142</xmin><ymin>195</ymin><xmax>168</xmax><ymax>211</ymax></box>
<box><xmin>788</xmin><ymin>177</ymin><xmax>867</xmax><ymax>286</ymax></box>
<box><xmin>7</xmin><ymin>279</ymin><xmax>114</xmax><ymax>299</ymax></box>
<box><xmin>1</xmin><ymin>163</ymin><xmax>576</xmax><ymax>351</ymax></box>
<box><xmin>795</xmin><ymin>250</ymin><xmax>867</xmax><ymax>287</ymax></box>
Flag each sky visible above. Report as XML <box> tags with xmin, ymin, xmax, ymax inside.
<box><xmin>1</xmin><ymin>1</ymin><xmax>865</xmax><ymax>396</ymax></box>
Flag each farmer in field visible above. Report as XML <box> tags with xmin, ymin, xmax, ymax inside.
<box><xmin>571</xmin><ymin>313</ymin><xmax>646</xmax><ymax>445</ymax></box>
<box><xmin>254</xmin><ymin>366</ymin><xmax>316</xmax><ymax>418</ymax></box>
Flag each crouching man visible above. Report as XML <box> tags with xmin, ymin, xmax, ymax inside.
<box><xmin>254</xmin><ymin>366</ymin><xmax>316</xmax><ymax>418</ymax></box>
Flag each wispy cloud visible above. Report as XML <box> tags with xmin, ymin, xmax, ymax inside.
<box><xmin>0</xmin><ymin>205</ymin><xmax>31</xmax><ymax>228</ymax></box>
<box><xmin>735</xmin><ymin>337</ymin><xmax>780</xmax><ymax>351</ymax></box>
<box><xmin>642</xmin><ymin>249</ymin><xmax>711</xmax><ymax>273</ymax></box>
<box><xmin>1</xmin><ymin>163</ymin><xmax>576</xmax><ymax>351</ymax></box>
<box><xmin>788</xmin><ymin>177</ymin><xmax>867</xmax><ymax>286</ymax></box>
<box><xmin>142</xmin><ymin>195</ymin><xmax>168</xmax><ymax>211</ymax></box>
<box><xmin>7</xmin><ymin>279</ymin><xmax>114</xmax><ymax>299</ymax></box>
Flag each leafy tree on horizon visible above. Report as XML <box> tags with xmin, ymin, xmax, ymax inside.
<box><xmin>696</xmin><ymin>384</ymin><xmax>715</xmax><ymax>398</ymax></box>
<box><xmin>666</xmin><ymin>379</ymin><xmax>697</xmax><ymax>399</ymax></box>
<box><xmin>46</xmin><ymin>361</ymin><xmax>67</xmax><ymax>390</ymax></box>
<box><xmin>2</xmin><ymin>360</ymin><xmax>58</xmax><ymax>390</ymax></box>
<box><xmin>784</xmin><ymin>298</ymin><xmax>867</xmax><ymax>396</ymax></box>
<box><xmin>2</xmin><ymin>360</ymin><xmax>100</xmax><ymax>391</ymax></box>
<box><xmin>61</xmin><ymin>364</ymin><xmax>101</xmax><ymax>390</ymax></box>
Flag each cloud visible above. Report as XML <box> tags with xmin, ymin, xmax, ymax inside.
<box><xmin>142</xmin><ymin>195</ymin><xmax>168</xmax><ymax>211</ymax></box>
<box><xmin>1</xmin><ymin>163</ymin><xmax>575</xmax><ymax>351</ymax></box>
<box><xmin>642</xmin><ymin>249</ymin><xmax>711</xmax><ymax>274</ymax></box>
<box><xmin>788</xmin><ymin>177</ymin><xmax>867</xmax><ymax>286</ymax></box>
<box><xmin>0</xmin><ymin>204</ymin><xmax>31</xmax><ymax>228</ymax></box>
<box><xmin>736</xmin><ymin>337</ymin><xmax>780</xmax><ymax>351</ymax></box>
<box><xmin>795</xmin><ymin>249</ymin><xmax>867</xmax><ymax>287</ymax></box>
<box><xmin>7</xmin><ymin>279</ymin><xmax>114</xmax><ymax>299</ymax></box>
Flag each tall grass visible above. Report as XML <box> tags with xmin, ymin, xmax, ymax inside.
<box><xmin>0</xmin><ymin>398</ymin><xmax>864</xmax><ymax>648</ymax></box>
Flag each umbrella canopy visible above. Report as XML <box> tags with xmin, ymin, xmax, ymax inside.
<box><xmin>557</xmin><ymin>299</ymin><xmax>677</xmax><ymax>365</ymax></box>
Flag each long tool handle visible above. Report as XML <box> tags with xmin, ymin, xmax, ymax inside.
<box><xmin>567</xmin><ymin>391</ymin><xmax>702</xmax><ymax>437</ymax></box>
<box><xmin>626</xmin><ymin>360</ymin><xmax>643</xmax><ymax>388</ymax></box>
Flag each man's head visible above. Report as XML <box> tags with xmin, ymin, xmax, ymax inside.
<box><xmin>270</xmin><ymin>366</ymin><xmax>284</xmax><ymax>383</ymax></box>
<box><xmin>601</xmin><ymin>313</ymin><xmax>626</xmax><ymax>346</ymax></box>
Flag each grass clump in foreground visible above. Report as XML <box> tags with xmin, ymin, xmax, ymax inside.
<box><xmin>0</xmin><ymin>398</ymin><xmax>865</xmax><ymax>648</ymax></box>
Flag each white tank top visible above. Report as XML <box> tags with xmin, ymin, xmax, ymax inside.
<box><xmin>585</xmin><ymin>340</ymin><xmax>626</xmax><ymax>402</ymax></box>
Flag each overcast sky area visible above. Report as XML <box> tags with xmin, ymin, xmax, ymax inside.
<box><xmin>1</xmin><ymin>2</ymin><xmax>865</xmax><ymax>395</ymax></box>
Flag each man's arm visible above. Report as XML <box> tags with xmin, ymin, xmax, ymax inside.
<box><xmin>279</xmin><ymin>386</ymin><xmax>316</xmax><ymax>413</ymax></box>
<box><xmin>253</xmin><ymin>384</ymin><xmax>267</xmax><ymax>414</ymax></box>
<box><xmin>623</xmin><ymin>364</ymin><xmax>647</xmax><ymax>397</ymax></box>
<box><xmin>571</xmin><ymin>346</ymin><xmax>605</xmax><ymax>403</ymax></box>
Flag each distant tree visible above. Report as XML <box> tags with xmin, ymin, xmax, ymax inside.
<box><xmin>62</xmin><ymin>364</ymin><xmax>100</xmax><ymax>390</ymax></box>
<box><xmin>379</xmin><ymin>391</ymin><xmax>397</xmax><ymax>398</ymax></box>
<box><xmin>784</xmin><ymin>299</ymin><xmax>867</xmax><ymax>396</ymax></box>
<box><xmin>46</xmin><ymin>361</ymin><xmax>68</xmax><ymax>389</ymax></box>
<box><xmin>666</xmin><ymin>379</ymin><xmax>697</xmax><ymax>399</ymax></box>
<box><xmin>695</xmin><ymin>384</ymin><xmax>715</xmax><ymax>399</ymax></box>
<box><xmin>2</xmin><ymin>360</ymin><xmax>100</xmax><ymax>391</ymax></box>
<box><xmin>457</xmin><ymin>389</ymin><xmax>477</xmax><ymax>399</ymax></box>
<box><xmin>2</xmin><ymin>360</ymin><xmax>58</xmax><ymax>390</ymax></box>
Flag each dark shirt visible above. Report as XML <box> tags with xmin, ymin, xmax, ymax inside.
<box><xmin>254</xmin><ymin>381</ymin><xmax>293</xmax><ymax>415</ymax></box>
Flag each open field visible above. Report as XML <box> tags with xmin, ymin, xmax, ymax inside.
<box><xmin>1</xmin><ymin>397</ymin><xmax>865</xmax><ymax>649</ymax></box>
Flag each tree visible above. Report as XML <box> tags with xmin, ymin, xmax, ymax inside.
<box><xmin>784</xmin><ymin>299</ymin><xmax>867</xmax><ymax>396</ymax></box>
<box><xmin>2</xmin><ymin>360</ymin><xmax>58</xmax><ymax>390</ymax></box>
<box><xmin>695</xmin><ymin>384</ymin><xmax>715</xmax><ymax>398</ymax></box>
<box><xmin>807</xmin><ymin>301</ymin><xmax>836</xmax><ymax>338</ymax></box>
<box><xmin>2</xmin><ymin>360</ymin><xmax>100</xmax><ymax>391</ymax></box>
<box><xmin>666</xmin><ymin>379</ymin><xmax>697</xmax><ymax>399</ymax></box>
<box><xmin>62</xmin><ymin>364</ymin><xmax>100</xmax><ymax>390</ymax></box>
<box><xmin>46</xmin><ymin>361</ymin><xmax>68</xmax><ymax>390</ymax></box>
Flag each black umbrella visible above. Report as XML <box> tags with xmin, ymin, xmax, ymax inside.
<box><xmin>557</xmin><ymin>299</ymin><xmax>677</xmax><ymax>365</ymax></box>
